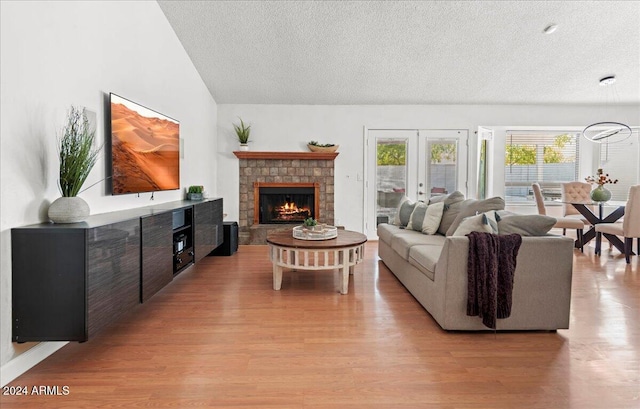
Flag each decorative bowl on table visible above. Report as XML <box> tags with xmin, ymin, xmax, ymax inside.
<box><xmin>292</xmin><ymin>225</ymin><xmax>338</xmax><ymax>240</ymax></box>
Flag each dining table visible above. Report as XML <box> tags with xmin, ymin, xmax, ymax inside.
<box><xmin>561</xmin><ymin>200</ymin><xmax>627</xmax><ymax>253</ymax></box>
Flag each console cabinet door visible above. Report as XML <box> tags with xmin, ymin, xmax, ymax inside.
<box><xmin>12</xmin><ymin>218</ymin><xmax>141</xmax><ymax>342</ymax></box>
<box><xmin>12</xmin><ymin>228</ymin><xmax>87</xmax><ymax>342</ymax></box>
<box><xmin>193</xmin><ymin>199</ymin><xmax>223</xmax><ymax>262</ymax></box>
<box><xmin>213</xmin><ymin>199</ymin><xmax>223</xmax><ymax>248</ymax></box>
<box><xmin>141</xmin><ymin>212</ymin><xmax>173</xmax><ymax>302</ymax></box>
<box><xmin>86</xmin><ymin>219</ymin><xmax>141</xmax><ymax>338</ymax></box>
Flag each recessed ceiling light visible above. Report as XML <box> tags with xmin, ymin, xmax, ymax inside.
<box><xmin>599</xmin><ymin>75</ymin><xmax>616</xmax><ymax>86</ymax></box>
<box><xmin>543</xmin><ymin>24</ymin><xmax>558</xmax><ymax>34</ymax></box>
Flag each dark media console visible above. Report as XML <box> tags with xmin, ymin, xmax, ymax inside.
<box><xmin>11</xmin><ymin>198</ymin><xmax>222</xmax><ymax>343</ymax></box>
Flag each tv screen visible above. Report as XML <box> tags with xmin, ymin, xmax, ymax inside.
<box><xmin>109</xmin><ymin>93</ymin><xmax>180</xmax><ymax>195</ymax></box>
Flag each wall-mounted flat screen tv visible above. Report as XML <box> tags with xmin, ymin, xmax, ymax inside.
<box><xmin>109</xmin><ymin>93</ymin><xmax>180</xmax><ymax>195</ymax></box>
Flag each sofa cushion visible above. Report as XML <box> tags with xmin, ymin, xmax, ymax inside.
<box><xmin>435</xmin><ymin>191</ymin><xmax>466</xmax><ymax>235</ymax></box>
<box><xmin>497</xmin><ymin>214</ymin><xmax>556</xmax><ymax>236</ymax></box>
<box><xmin>390</xmin><ymin>232</ymin><xmax>447</xmax><ymax>260</ymax></box>
<box><xmin>408</xmin><ymin>245</ymin><xmax>442</xmax><ymax>281</ymax></box>
<box><xmin>393</xmin><ymin>196</ymin><xmax>417</xmax><ymax>227</ymax></box>
<box><xmin>377</xmin><ymin>223</ymin><xmax>404</xmax><ymax>245</ymax></box>
<box><xmin>429</xmin><ymin>190</ymin><xmax>462</xmax><ymax>205</ymax></box>
<box><xmin>452</xmin><ymin>211</ymin><xmax>499</xmax><ymax>236</ymax></box>
<box><xmin>445</xmin><ymin>196</ymin><xmax>505</xmax><ymax>236</ymax></box>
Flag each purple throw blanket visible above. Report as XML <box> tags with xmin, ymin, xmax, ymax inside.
<box><xmin>466</xmin><ymin>232</ymin><xmax>522</xmax><ymax>329</ymax></box>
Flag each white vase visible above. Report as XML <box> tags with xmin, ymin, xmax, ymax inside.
<box><xmin>239</xmin><ymin>143</ymin><xmax>249</xmax><ymax>151</ymax></box>
<box><xmin>48</xmin><ymin>196</ymin><xmax>90</xmax><ymax>223</ymax></box>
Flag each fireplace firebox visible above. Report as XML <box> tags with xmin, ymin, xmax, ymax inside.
<box><xmin>254</xmin><ymin>182</ymin><xmax>320</xmax><ymax>224</ymax></box>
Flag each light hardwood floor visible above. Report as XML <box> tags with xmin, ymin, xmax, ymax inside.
<box><xmin>3</xmin><ymin>242</ymin><xmax>639</xmax><ymax>408</ymax></box>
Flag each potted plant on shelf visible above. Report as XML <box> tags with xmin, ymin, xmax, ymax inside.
<box><xmin>307</xmin><ymin>140</ymin><xmax>339</xmax><ymax>153</ymax></box>
<box><xmin>585</xmin><ymin>168</ymin><xmax>618</xmax><ymax>202</ymax></box>
<box><xmin>233</xmin><ymin>117</ymin><xmax>251</xmax><ymax>151</ymax></box>
<box><xmin>48</xmin><ymin>106</ymin><xmax>101</xmax><ymax>223</ymax></box>
<box><xmin>187</xmin><ymin>185</ymin><xmax>204</xmax><ymax>200</ymax></box>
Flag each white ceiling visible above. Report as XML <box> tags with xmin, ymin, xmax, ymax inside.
<box><xmin>158</xmin><ymin>0</ymin><xmax>640</xmax><ymax>105</ymax></box>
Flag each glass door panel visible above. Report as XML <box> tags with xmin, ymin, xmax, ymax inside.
<box><xmin>424</xmin><ymin>139</ymin><xmax>458</xmax><ymax>199</ymax></box>
<box><xmin>418</xmin><ymin>130</ymin><xmax>467</xmax><ymax>202</ymax></box>
<box><xmin>376</xmin><ymin>138</ymin><xmax>408</xmax><ymax>225</ymax></box>
<box><xmin>372</xmin><ymin>131</ymin><xmax>417</xmax><ymax>225</ymax></box>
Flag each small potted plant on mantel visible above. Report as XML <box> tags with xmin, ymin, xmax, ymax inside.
<box><xmin>187</xmin><ymin>185</ymin><xmax>204</xmax><ymax>201</ymax></box>
<box><xmin>233</xmin><ymin>117</ymin><xmax>251</xmax><ymax>151</ymax></box>
<box><xmin>308</xmin><ymin>140</ymin><xmax>339</xmax><ymax>153</ymax></box>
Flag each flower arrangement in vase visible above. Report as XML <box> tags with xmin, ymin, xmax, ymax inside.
<box><xmin>585</xmin><ymin>168</ymin><xmax>618</xmax><ymax>202</ymax></box>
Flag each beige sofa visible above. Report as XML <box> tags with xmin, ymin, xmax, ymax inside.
<box><xmin>377</xmin><ymin>219</ymin><xmax>575</xmax><ymax>331</ymax></box>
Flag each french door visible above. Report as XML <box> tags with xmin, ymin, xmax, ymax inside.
<box><xmin>365</xmin><ymin>129</ymin><xmax>468</xmax><ymax>238</ymax></box>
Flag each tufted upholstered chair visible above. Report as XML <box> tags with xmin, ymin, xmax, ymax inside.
<box><xmin>594</xmin><ymin>185</ymin><xmax>640</xmax><ymax>263</ymax></box>
<box><xmin>532</xmin><ymin>183</ymin><xmax>584</xmax><ymax>251</ymax></box>
<box><xmin>560</xmin><ymin>181</ymin><xmax>594</xmax><ymax>223</ymax></box>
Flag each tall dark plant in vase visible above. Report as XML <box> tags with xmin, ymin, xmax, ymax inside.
<box><xmin>48</xmin><ymin>106</ymin><xmax>101</xmax><ymax>223</ymax></box>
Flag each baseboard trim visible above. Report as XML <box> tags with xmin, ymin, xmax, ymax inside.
<box><xmin>0</xmin><ymin>342</ymin><xmax>67</xmax><ymax>387</ymax></box>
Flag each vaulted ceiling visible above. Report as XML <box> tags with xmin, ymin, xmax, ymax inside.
<box><xmin>158</xmin><ymin>0</ymin><xmax>640</xmax><ymax>105</ymax></box>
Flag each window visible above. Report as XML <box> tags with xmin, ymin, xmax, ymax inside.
<box><xmin>505</xmin><ymin>132</ymin><xmax>579</xmax><ymax>203</ymax></box>
<box><xmin>598</xmin><ymin>131</ymin><xmax>639</xmax><ymax>200</ymax></box>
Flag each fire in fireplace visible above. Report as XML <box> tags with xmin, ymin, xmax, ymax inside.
<box><xmin>275</xmin><ymin>199</ymin><xmax>311</xmax><ymax>220</ymax></box>
<box><xmin>255</xmin><ymin>183</ymin><xmax>319</xmax><ymax>224</ymax></box>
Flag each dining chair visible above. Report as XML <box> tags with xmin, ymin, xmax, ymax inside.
<box><xmin>560</xmin><ymin>181</ymin><xmax>592</xmax><ymax>215</ymax></box>
<box><xmin>560</xmin><ymin>181</ymin><xmax>596</xmax><ymax>228</ymax></box>
<box><xmin>532</xmin><ymin>183</ymin><xmax>584</xmax><ymax>251</ymax></box>
<box><xmin>594</xmin><ymin>185</ymin><xmax>640</xmax><ymax>263</ymax></box>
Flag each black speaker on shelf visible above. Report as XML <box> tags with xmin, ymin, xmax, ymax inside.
<box><xmin>211</xmin><ymin>221</ymin><xmax>238</xmax><ymax>256</ymax></box>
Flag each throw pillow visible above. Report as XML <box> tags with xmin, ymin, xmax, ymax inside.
<box><xmin>496</xmin><ymin>210</ymin><xmax>517</xmax><ymax>219</ymax></box>
<box><xmin>445</xmin><ymin>196</ymin><xmax>505</xmax><ymax>236</ymax></box>
<box><xmin>452</xmin><ymin>211</ymin><xmax>499</xmax><ymax>237</ymax></box>
<box><xmin>406</xmin><ymin>202</ymin><xmax>428</xmax><ymax>231</ymax></box>
<box><xmin>484</xmin><ymin>211</ymin><xmax>499</xmax><ymax>233</ymax></box>
<box><xmin>421</xmin><ymin>201</ymin><xmax>445</xmax><ymax>235</ymax></box>
<box><xmin>393</xmin><ymin>196</ymin><xmax>417</xmax><ymax>227</ymax></box>
<box><xmin>435</xmin><ymin>191</ymin><xmax>466</xmax><ymax>235</ymax></box>
<box><xmin>497</xmin><ymin>214</ymin><xmax>556</xmax><ymax>236</ymax></box>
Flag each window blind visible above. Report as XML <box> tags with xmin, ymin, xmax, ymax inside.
<box><xmin>505</xmin><ymin>131</ymin><xmax>579</xmax><ymax>202</ymax></box>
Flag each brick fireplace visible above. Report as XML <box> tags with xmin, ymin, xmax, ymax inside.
<box><xmin>234</xmin><ymin>151</ymin><xmax>338</xmax><ymax>244</ymax></box>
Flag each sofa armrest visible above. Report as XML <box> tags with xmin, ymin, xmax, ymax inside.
<box><xmin>434</xmin><ymin>235</ymin><xmax>574</xmax><ymax>329</ymax></box>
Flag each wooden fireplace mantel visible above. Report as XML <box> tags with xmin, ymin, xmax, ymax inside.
<box><xmin>234</xmin><ymin>151</ymin><xmax>339</xmax><ymax>160</ymax></box>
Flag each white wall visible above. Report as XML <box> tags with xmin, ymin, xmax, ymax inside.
<box><xmin>0</xmin><ymin>1</ymin><xmax>217</xmax><ymax>378</ymax></box>
<box><xmin>217</xmin><ymin>104</ymin><xmax>639</xmax><ymax>235</ymax></box>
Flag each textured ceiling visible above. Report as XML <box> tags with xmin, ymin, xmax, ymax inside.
<box><xmin>158</xmin><ymin>0</ymin><xmax>640</xmax><ymax>105</ymax></box>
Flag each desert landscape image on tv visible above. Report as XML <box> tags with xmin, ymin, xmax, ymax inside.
<box><xmin>110</xmin><ymin>94</ymin><xmax>180</xmax><ymax>194</ymax></box>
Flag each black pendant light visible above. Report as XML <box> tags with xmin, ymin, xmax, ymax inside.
<box><xmin>582</xmin><ymin>76</ymin><xmax>632</xmax><ymax>144</ymax></box>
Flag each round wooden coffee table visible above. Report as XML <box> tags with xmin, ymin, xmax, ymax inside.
<box><xmin>266</xmin><ymin>229</ymin><xmax>367</xmax><ymax>294</ymax></box>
